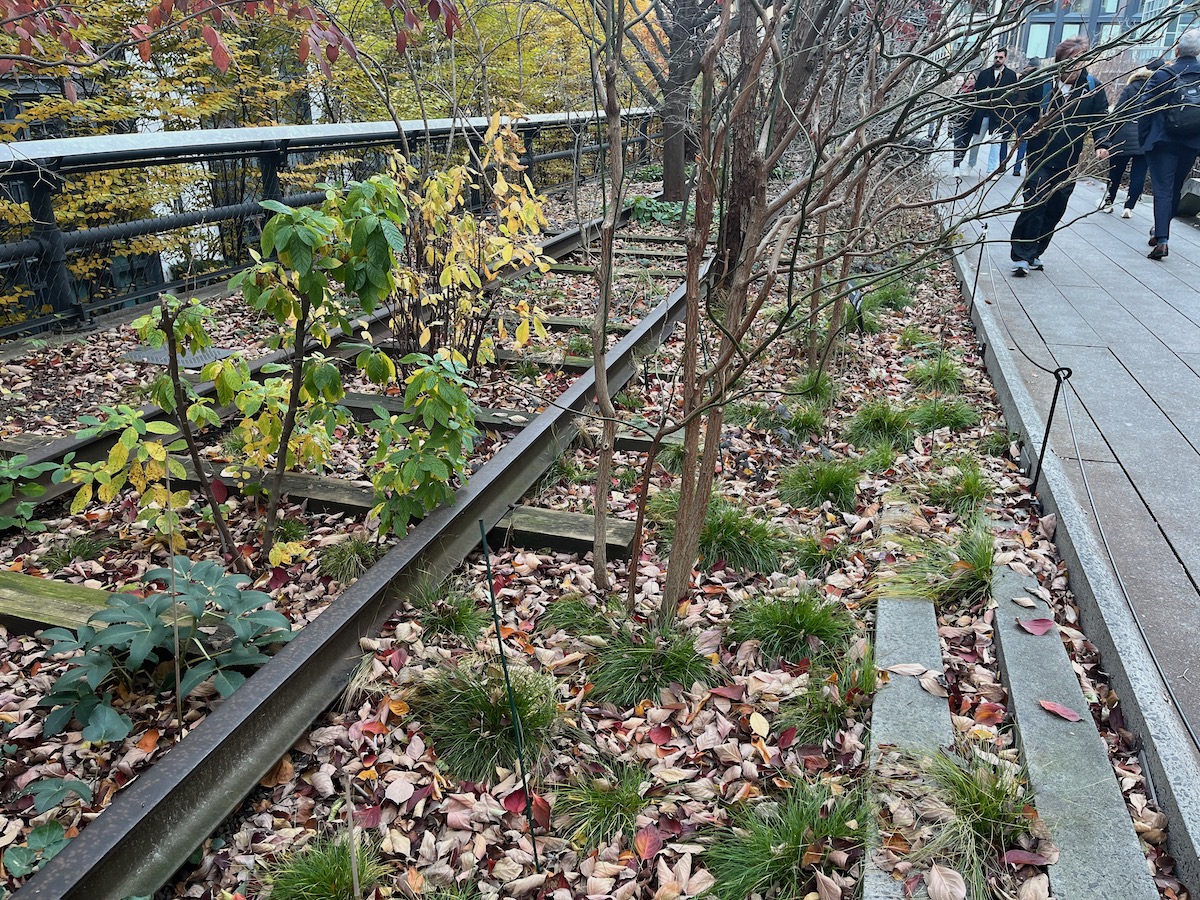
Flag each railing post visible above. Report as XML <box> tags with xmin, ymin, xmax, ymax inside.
<box><xmin>260</xmin><ymin>147</ymin><xmax>285</xmax><ymax>204</ymax></box>
<box><xmin>522</xmin><ymin>126</ymin><xmax>540</xmax><ymax>188</ymax></box>
<box><xmin>26</xmin><ymin>172</ymin><xmax>84</xmax><ymax>326</ymax></box>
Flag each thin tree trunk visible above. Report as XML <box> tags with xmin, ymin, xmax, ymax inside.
<box><xmin>262</xmin><ymin>294</ymin><xmax>312</xmax><ymax>560</ymax></box>
<box><xmin>161</xmin><ymin>306</ymin><xmax>249</xmax><ymax>575</ymax></box>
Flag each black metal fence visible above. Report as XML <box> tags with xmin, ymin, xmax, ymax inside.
<box><xmin>0</xmin><ymin>109</ymin><xmax>658</xmax><ymax>338</ymax></box>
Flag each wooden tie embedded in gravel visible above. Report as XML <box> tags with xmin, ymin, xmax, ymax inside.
<box><xmin>495</xmin><ymin>506</ymin><xmax>637</xmax><ymax>558</ymax></box>
<box><xmin>493</xmin><ymin>347</ymin><xmax>592</xmax><ymax>372</ymax></box>
<box><xmin>992</xmin><ymin>566</ymin><xmax>1159</xmax><ymax>900</ymax></box>
<box><xmin>548</xmin><ymin>262</ymin><xmax>686</xmax><ymax>279</ymax></box>
<box><xmin>864</xmin><ymin>500</ymin><xmax>955</xmax><ymax>900</ymax></box>
<box><xmin>0</xmin><ymin>570</ymin><xmax>111</xmax><ymax>631</ymax></box>
<box><xmin>340</xmin><ymin>392</ymin><xmax>537</xmax><ymax>431</ymax></box>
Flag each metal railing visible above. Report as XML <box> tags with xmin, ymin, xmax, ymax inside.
<box><xmin>0</xmin><ymin>108</ymin><xmax>659</xmax><ymax>338</ymax></box>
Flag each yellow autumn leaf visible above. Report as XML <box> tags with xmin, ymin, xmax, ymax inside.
<box><xmin>749</xmin><ymin>712</ymin><xmax>770</xmax><ymax>737</ymax></box>
<box><xmin>515</xmin><ymin>319</ymin><xmax>530</xmax><ymax>347</ymax></box>
<box><xmin>419</xmin><ymin>325</ymin><xmax>432</xmax><ymax>348</ymax></box>
<box><xmin>70</xmin><ymin>484</ymin><xmax>92</xmax><ymax>515</ymax></box>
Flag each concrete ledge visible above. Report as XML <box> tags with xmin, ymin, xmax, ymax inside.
<box><xmin>992</xmin><ymin>566</ymin><xmax>1158</xmax><ymax>900</ymax></box>
<box><xmin>951</xmin><ymin>242</ymin><xmax>1200</xmax><ymax>891</ymax></box>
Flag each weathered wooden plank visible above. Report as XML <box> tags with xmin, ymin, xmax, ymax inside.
<box><xmin>0</xmin><ymin>570</ymin><xmax>111</xmax><ymax>631</ymax></box>
<box><xmin>178</xmin><ymin>458</ymin><xmax>375</xmax><ymax>515</ymax></box>
<box><xmin>614</xmin><ymin>246</ymin><xmax>689</xmax><ymax>259</ymax></box>
<box><xmin>339</xmin><ymin>393</ymin><xmax>536</xmax><ymax>430</ymax></box>
<box><xmin>493</xmin><ymin>349</ymin><xmax>592</xmax><ymax>372</ymax></box>
<box><xmin>549</xmin><ymin>262</ymin><xmax>685</xmax><ymax>278</ymax></box>
<box><xmin>495</xmin><ymin>506</ymin><xmax>637</xmax><ymax>557</ymax></box>
<box><xmin>613</xmin><ymin>430</ymin><xmax>684</xmax><ymax>452</ymax></box>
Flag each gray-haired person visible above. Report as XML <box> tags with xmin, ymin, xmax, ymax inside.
<box><xmin>1139</xmin><ymin>28</ymin><xmax>1200</xmax><ymax>260</ymax></box>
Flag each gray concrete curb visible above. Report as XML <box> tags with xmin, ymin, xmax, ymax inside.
<box><xmin>992</xmin><ymin>566</ymin><xmax>1158</xmax><ymax>899</ymax></box>
<box><xmin>950</xmin><ymin>242</ymin><xmax>1200</xmax><ymax>891</ymax></box>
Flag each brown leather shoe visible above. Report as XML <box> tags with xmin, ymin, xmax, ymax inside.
<box><xmin>1148</xmin><ymin>243</ymin><xmax>1169</xmax><ymax>260</ymax></box>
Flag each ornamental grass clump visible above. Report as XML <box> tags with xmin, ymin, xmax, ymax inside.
<box><xmin>263</xmin><ymin>833</ymin><xmax>387</xmax><ymax>900</ymax></box>
<box><xmin>39</xmin><ymin>535</ymin><xmax>115</xmax><ymax>573</ymax></box>
<box><xmin>928</xmin><ymin>459</ymin><xmax>992</xmax><ymax>516</ymax></box>
<box><xmin>869</xmin><ymin>520</ymin><xmax>994</xmax><ymax>608</ymax></box>
<box><xmin>793</xmin><ymin>531</ymin><xmax>853</xmax><ymax>577</ymax></box>
<box><xmin>538</xmin><ymin>593</ymin><xmax>614</xmax><ymax>638</ymax></box>
<box><xmin>409</xmin><ymin>577</ymin><xmax>488</xmax><ymax>642</ymax></box>
<box><xmin>729</xmin><ymin>589</ymin><xmax>855</xmax><ymax>665</ymax></box>
<box><xmin>909</xmin><ymin>352</ymin><xmax>964</xmax><ymax>393</ymax></box>
<box><xmin>778</xmin><ymin>458</ymin><xmax>860</xmax><ymax>511</ymax></box>
<box><xmin>792</xmin><ymin>369</ymin><xmax>837</xmax><ymax>407</ymax></box>
<box><xmin>414</xmin><ymin>659</ymin><xmax>560</xmax><ymax>784</ymax></box>
<box><xmin>778</xmin><ymin>640</ymin><xmax>875</xmax><ymax>745</ymax></box>
<box><xmin>318</xmin><ymin>537</ymin><xmax>384</xmax><ymax>584</ymax></box>
<box><xmin>648</xmin><ymin>490</ymin><xmax>796</xmax><ymax>575</ymax></box>
<box><xmin>556</xmin><ymin>762</ymin><xmax>649</xmax><ymax>849</ymax></box>
<box><xmin>592</xmin><ymin>626</ymin><xmax>717</xmax><ymax>709</ymax></box>
<box><xmin>846</xmin><ymin>400</ymin><xmax>913</xmax><ymax>449</ymax></box>
<box><xmin>704</xmin><ymin>780</ymin><xmax>868</xmax><ymax>900</ymax></box>
<box><xmin>910</xmin><ymin>397</ymin><xmax>979</xmax><ymax>432</ymax></box>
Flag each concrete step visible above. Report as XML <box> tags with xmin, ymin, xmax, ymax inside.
<box><xmin>992</xmin><ymin>565</ymin><xmax>1158</xmax><ymax>900</ymax></box>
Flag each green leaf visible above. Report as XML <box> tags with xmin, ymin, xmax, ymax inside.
<box><xmin>260</xmin><ymin>199</ymin><xmax>292</xmax><ymax>215</ymax></box>
<box><xmin>3</xmin><ymin>846</ymin><xmax>38</xmax><ymax>877</ymax></box>
<box><xmin>212</xmin><ymin>668</ymin><xmax>246</xmax><ymax>698</ymax></box>
<box><xmin>81</xmin><ymin>703</ymin><xmax>132</xmax><ymax>744</ymax></box>
<box><xmin>144</xmin><ymin>420</ymin><xmax>178</xmax><ymax>435</ymax></box>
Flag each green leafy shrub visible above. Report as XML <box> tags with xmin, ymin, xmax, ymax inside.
<box><xmin>318</xmin><ymin>537</ymin><xmax>385</xmax><ymax>584</ymax></box>
<box><xmin>635</xmin><ymin>163</ymin><xmax>664</xmax><ymax>181</ymax></box>
<box><xmin>778</xmin><ymin>459</ymin><xmax>860</xmax><ymax>511</ymax></box>
<box><xmin>415</xmin><ymin>659</ymin><xmax>559</xmax><ymax>783</ymax></box>
<box><xmin>566</xmin><ymin>333</ymin><xmax>593</xmax><ymax>358</ymax></box>
<box><xmin>556</xmin><ymin>762</ymin><xmax>648</xmax><ymax>849</ymax></box>
<box><xmin>909</xmin><ymin>353</ymin><xmax>964</xmax><ymax>393</ymax></box>
<box><xmin>369</xmin><ymin>353</ymin><xmax>481</xmax><ymax>535</ymax></box>
<box><xmin>2</xmin><ymin>821</ymin><xmax>68</xmax><ymax>878</ymax></box>
<box><xmin>846</xmin><ymin>401</ymin><xmax>913</xmax><ymax>448</ymax></box>
<box><xmin>0</xmin><ymin>454</ymin><xmax>62</xmax><ymax>532</ymax></box>
<box><xmin>592</xmin><ymin>627</ymin><xmax>717</xmax><ymax>708</ymax></box>
<box><xmin>729</xmin><ymin>590</ymin><xmax>855</xmax><ymax>664</ymax></box>
<box><xmin>910</xmin><ymin>398</ymin><xmax>979</xmax><ymax>432</ymax></box>
<box><xmin>627</xmin><ymin>196</ymin><xmax>686</xmax><ymax>225</ymax></box>
<box><xmin>704</xmin><ymin>781</ymin><xmax>867</xmax><ymax>900</ymax></box>
<box><xmin>264</xmin><ymin>833</ymin><xmax>387</xmax><ymax>900</ymax></box>
<box><xmin>39</xmin><ymin>557</ymin><xmax>294</xmax><ymax>743</ymax></box>
<box><xmin>648</xmin><ymin>490</ymin><xmax>796</xmax><ymax>574</ymax></box>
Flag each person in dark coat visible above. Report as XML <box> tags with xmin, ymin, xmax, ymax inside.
<box><xmin>1099</xmin><ymin>67</ymin><xmax>1153</xmax><ymax>216</ymax></box>
<box><xmin>1008</xmin><ymin>37</ymin><xmax>1110</xmax><ymax>276</ymax></box>
<box><xmin>1010</xmin><ymin>61</ymin><xmax>1041</xmax><ymax>176</ymax></box>
<box><xmin>1139</xmin><ymin>28</ymin><xmax>1200</xmax><ymax>260</ymax></box>
<box><xmin>953</xmin><ymin>48</ymin><xmax>1018</xmax><ymax>173</ymax></box>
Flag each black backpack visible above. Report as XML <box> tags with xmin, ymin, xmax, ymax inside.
<box><xmin>1165</xmin><ymin>70</ymin><xmax>1200</xmax><ymax>138</ymax></box>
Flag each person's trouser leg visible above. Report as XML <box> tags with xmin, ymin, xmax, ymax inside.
<box><xmin>1014</xmin><ymin>140</ymin><xmax>1027</xmax><ymax>172</ymax></box>
<box><xmin>1011</xmin><ymin>169</ymin><xmax>1057</xmax><ymax>262</ymax></box>
<box><xmin>1033</xmin><ymin>181</ymin><xmax>1075</xmax><ymax>258</ymax></box>
<box><xmin>969</xmin><ymin>116</ymin><xmax>989</xmax><ymax>168</ymax></box>
<box><xmin>1106</xmin><ymin>156</ymin><xmax>1131</xmax><ymax>203</ymax></box>
<box><xmin>1126</xmin><ymin>154</ymin><xmax>1148</xmax><ymax>207</ymax></box>
<box><xmin>1147</xmin><ymin>148</ymin><xmax>1180</xmax><ymax>242</ymax></box>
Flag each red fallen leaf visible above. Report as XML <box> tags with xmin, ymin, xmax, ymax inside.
<box><xmin>1003</xmin><ymin>848</ymin><xmax>1048</xmax><ymax>866</ymax></box>
<box><xmin>532</xmin><ymin>793</ymin><xmax>551</xmax><ymax>829</ymax></box>
<box><xmin>974</xmin><ymin>702</ymin><xmax>1006</xmax><ymax>725</ymax></box>
<box><xmin>1017</xmin><ymin>618</ymin><xmax>1057</xmax><ymax>636</ymax></box>
<box><xmin>633</xmin><ymin>824</ymin><xmax>663</xmax><ymax>860</ymax></box>
<box><xmin>659</xmin><ymin>815</ymin><xmax>683</xmax><ymax>836</ymax></box>
<box><xmin>1038</xmin><ymin>699</ymin><xmax>1082</xmax><ymax>722</ymax></box>
<box><xmin>211</xmin><ymin>477</ymin><xmax>228</xmax><ymax>503</ymax></box>
<box><xmin>358</xmin><ymin>720</ymin><xmax>388</xmax><ymax>736</ymax></box>
<box><xmin>778</xmin><ymin>725</ymin><xmax>797</xmax><ymax>749</ymax></box>
<box><xmin>504</xmin><ymin>787</ymin><xmax>529</xmax><ymax>816</ymax></box>
<box><xmin>354</xmin><ymin>804</ymin><xmax>382</xmax><ymax>828</ymax></box>
<box><xmin>267</xmin><ymin>566</ymin><xmax>289</xmax><ymax>590</ymax></box>
<box><xmin>710</xmin><ymin>684</ymin><xmax>747</xmax><ymax>701</ymax></box>
<box><xmin>648</xmin><ymin>724</ymin><xmax>672</xmax><ymax>745</ymax></box>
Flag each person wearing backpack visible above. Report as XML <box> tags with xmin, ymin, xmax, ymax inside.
<box><xmin>1139</xmin><ymin>28</ymin><xmax>1200</xmax><ymax>260</ymax></box>
<box><xmin>1098</xmin><ymin>65</ymin><xmax>1154</xmax><ymax>216</ymax></box>
<box><xmin>1008</xmin><ymin>37</ymin><xmax>1110</xmax><ymax>277</ymax></box>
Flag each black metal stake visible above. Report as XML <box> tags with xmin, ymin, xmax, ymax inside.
<box><xmin>1033</xmin><ymin>366</ymin><xmax>1072</xmax><ymax>490</ymax></box>
<box><xmin>966</xmin><ymin>223</ymin><xmax>987</xmax><ymax>319</ymax></box>
<box><xmin>478</xmin><ymin>520</ymin><xmax>541</xmax><ymax>873</ymax></box>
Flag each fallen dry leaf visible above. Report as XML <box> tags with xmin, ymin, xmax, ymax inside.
<box><xmin>749</xmin><ymin>712</ymin><xmax>770</xmax><ymax>737</ymax></box>
<box><xmin>1018</xmin><ymin>873</ymin><xmax>1050</xmax><ymax>900</ymax></box>
<box><xmin>1017</xmin><ymin>618</ymin><xmax>1056</xmax><ymax>636</ymax></box>
<box><xmin>927</xmin><ymin>863</ymin><xmax>967</xmax><ymax>900</ymax></box>
<box><xmin>1038</xmin><ymin>699</ymin><xmax>1082</xmax><ymax>722</ymax></box>
<box><xmin>887</xmin><ymin>663</ymin><xmax>928</xmax><ymax>677</ymax></box>
<box><xmin>919</xmin><ymin>674</ymin><xmax>949</xmax><ymax>698</ymax></box>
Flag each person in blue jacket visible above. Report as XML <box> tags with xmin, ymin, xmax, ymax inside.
<box><xmin>1008</xmin><ymin>37</ymin><xmax>1110</xmax><ymax>277</ymax></box>
<box><xmin>1139</xmin><ymin>29</ymin><xmax>1200</xmax><ymax>261</ymax></box>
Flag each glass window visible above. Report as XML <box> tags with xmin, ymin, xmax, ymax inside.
<box><xmin>1028</xmin><ymin>23</ymin><xmax>1054</xmax><ymax>58</ymax></box>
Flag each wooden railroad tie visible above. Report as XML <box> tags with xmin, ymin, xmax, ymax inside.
<box><xmin>0</xmin><ymin>570</ymin><xmax>112</xmax><ymax>631</ymax></box>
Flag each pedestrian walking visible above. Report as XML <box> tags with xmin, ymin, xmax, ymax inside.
<box><xmin>1139</xmin><ymin>28</ymin><xmax>1200</xmax><ymax>261</ymax></box>
<box><xmin>1008</xmin><ymin>37</ymin><xmax>1110</xmax><ymax>277</ymax></box>
<box><xmin>1098</xmin><ymin>66</ymin><xmax>1154</xmax><ymax>216</ymax></box>
<box><xmin>953</xmin><ymin>48</ymin><xmax>1018</xmax><ymax>174</ymax></box>
<box><xmin>1010</xmin><ymin>61</ymin><xmax>1041</xmax><ymax>177</ymax></box>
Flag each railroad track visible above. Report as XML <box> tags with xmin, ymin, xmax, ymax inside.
<box><xmin>9</xmin><ymin>210</ymin><xmax>715</xmax><ymax>899</ymax></box>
